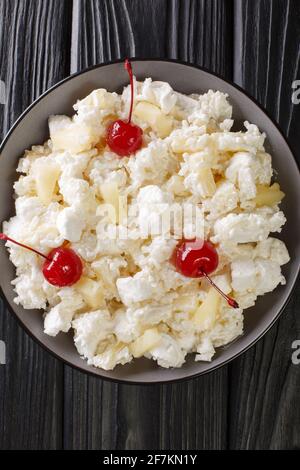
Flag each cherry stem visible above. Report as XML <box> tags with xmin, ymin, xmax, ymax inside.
<box><xmin>0</xmin><ymin>233</ymin><xmax>50</xmax><ymax>261</ymax></box>
<box><xmin>125</xmin><ymin>59</ymin><xmax>134</xmax><ymax>124</ymax></box>
<box><xmin>199</xmin><ymin>269</ymin><xmax>239</xmax><ymax>309</ymax></box>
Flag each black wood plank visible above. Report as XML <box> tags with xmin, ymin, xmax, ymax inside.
<box><xmin>0</xmin><ymin>0</ymin><xmax>72</xmax><ymax>449</ymax></box>
<box><xmin>65</xmin><ymin>0</ymin><xmax>233</xmax><ymax>450</ymax></box>
<box><xmin>72</xmin><ymin>0</ymin><xmax>233</xmax><ymax>76</ymax></box>
<box><xmin>229</xmin><ymin>0</ymin><xmax>300</xmax><ymax>450</ymax></box>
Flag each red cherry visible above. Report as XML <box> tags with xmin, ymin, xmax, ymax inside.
<box><xmin>0</xmin><ymin>233</ymin><xmax>83</xmax><ymax>287</ymax></box>
<box><xmin>172</xmin><ymin>238</ymin><xmax>219</xmax><ymax>278</ymax></box>
<box><xmin>106</xmin><ymin>59</ymin><xmax>143</xmax><ymax>157</ymax></box>
<box><xmin>42</xmin><ymin>247</ymin><xmax>83</xmax><ymax>287</ymax></box>
<box><xmin>172</xmin><ymin>238</ymin><xmax>239</xmax><ymax>309</ymax></box>
<box><xmin>107</xmin><ymin>119</ymin><xmax>143</xmax><ymax>157</ymax></box>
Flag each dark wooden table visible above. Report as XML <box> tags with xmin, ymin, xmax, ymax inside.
<box><xmin>0</xmin><ymin>0</ymin><xmax>299</xmax><ymax>450</ymax></box>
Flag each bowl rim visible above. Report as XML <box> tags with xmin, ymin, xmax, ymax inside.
<box><xmin>0</xmin><ymin>57</ymin><xmax>299</xmax><ymax>385</ymax></box>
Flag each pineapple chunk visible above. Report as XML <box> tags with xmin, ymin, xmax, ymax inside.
<box><xmin>33</xmin><ymin>161</ymin><xmax>60</xmax><ymax>204</ymax></box>
<box><xmin>130</xmin><ymin>328</ymin><xmax>161</xmax><ymax>358</ymax></box>
<box><xmin>49</xmin><ymin>115</ymin><xmax>100</xmax><ymax>153</ymax></box>
<box><xmin>99</xmin><ymin>182</ymin><xmax>119</xmax><ymax>223</ymax></box>
<box><xmin>155</xmin><ymin>113</ymin><xmax>173</xmax><ymax>138</ymax></box>
<box><xmin>193</xmin><ymin>287</ymin><xmax>221</xmax><ymax>331</ymax></box>
<box><xmin>134</xmin><ymin>101</ymin><xmax>173</xmax><ymax>138</ymax></box>
<box><xmin>198</xmin><ymin>168</ymin><xmax>216</xmax><ymax>197</ymax></box>
<box><xmin>76</xmin><ymin>276</ymin><xmax>104</xmax><ymax>309</ymax></box>
<box><xmin>98</xmin><ymin>184</ymin><xmax>127</xmax><ymax>224</ymax></box>
<box><xmin>254</xmin><ymin>183</ymin><xmax>285</xmax><ymax>207</ymax></box>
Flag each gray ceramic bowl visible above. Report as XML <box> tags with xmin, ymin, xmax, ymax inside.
<box><xmin>0</xmin><ymin>59</ymin><xmax>299</xmax><ymax>384</ymax></box>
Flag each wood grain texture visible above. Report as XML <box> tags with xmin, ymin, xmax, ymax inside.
<box><xmin>229</xmin><ymin>0</ymin><xmax>300</xmax><ymax>450</ymax></box>
<box><xmin>71</xmin><ymin>0</ymin><xmax>233</xmax><ymax>76</ymax></box>
<box><xmin>0</xmin><ymin>0</ymin><xmax>72</xmax><ymax>449</ymax></box>
<box><xmin>64</xmin><ymin>0</ymin><xmax>233</xmax><ymax>451</ymax></box>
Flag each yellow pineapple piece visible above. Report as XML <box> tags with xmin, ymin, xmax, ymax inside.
<box><xmin>76</xmin><ymin>276</ymin><xmax>104</xmax><ymax>309</ymax></box>
<box><xmin>130</xmin><ymin>328</ymin><xmax>161</xmax><ymax>358</ymax></box>
<box><xmin>155</xmin><ymin>113</ymin><xmax>173</xmax><ymax>138</ymax></box>
<box><xmin>193</xmin><ymin>287</ymin><xmax>221</xmax><ymax>331</ymax></box>
<box><xmin>99</xmin><ymin>182</ymin><xmax>119</xmax><ymax>223</ymax></box>
<box><xmin>198</xmin><ymin>168</ymin><xmax>216</xmax><ymax>197</ymax></box>
<box><xmin>99</xmin><ymin>183</ymin><xmax>127</xmax><ymax>224</ymax></box>
<box><xmin>49</xmin><ymin>116</ymin><xmax>100</xmax><ymax>153</ymax></box>
<box><xmin>254</xmin><ymin>183</ymin><xmax>285</xmax><ymax>207</ymax></box>
<box><xmin>134</xmin><ymin>101</ymin><xmax>173</xmax><ymax>138</ymax></box>
<box><xmin>33</xmin><ymin>162</ymin><xmax>60</xmax><ymax>204</ymax></box>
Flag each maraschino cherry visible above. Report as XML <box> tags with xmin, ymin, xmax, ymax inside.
<box><xmin>172</xmin><ymin>238</ymin><xmax>239</xmax><ymax>309</ymax></box>
<box><xmin>106</xmin><ymin>59</ymin><xmax>143</xmax><ymax>157</ymax></box>
<box><xmin>0</xmin><ymin>233</ymin><xmax>83</xmax><ymax>287</ymax></box>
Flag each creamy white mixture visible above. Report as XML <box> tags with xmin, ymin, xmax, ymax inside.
<box><xmin>3</xmin><ymin>78</ymin><xmax>289</xmax><ymax>369</ymax></box>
